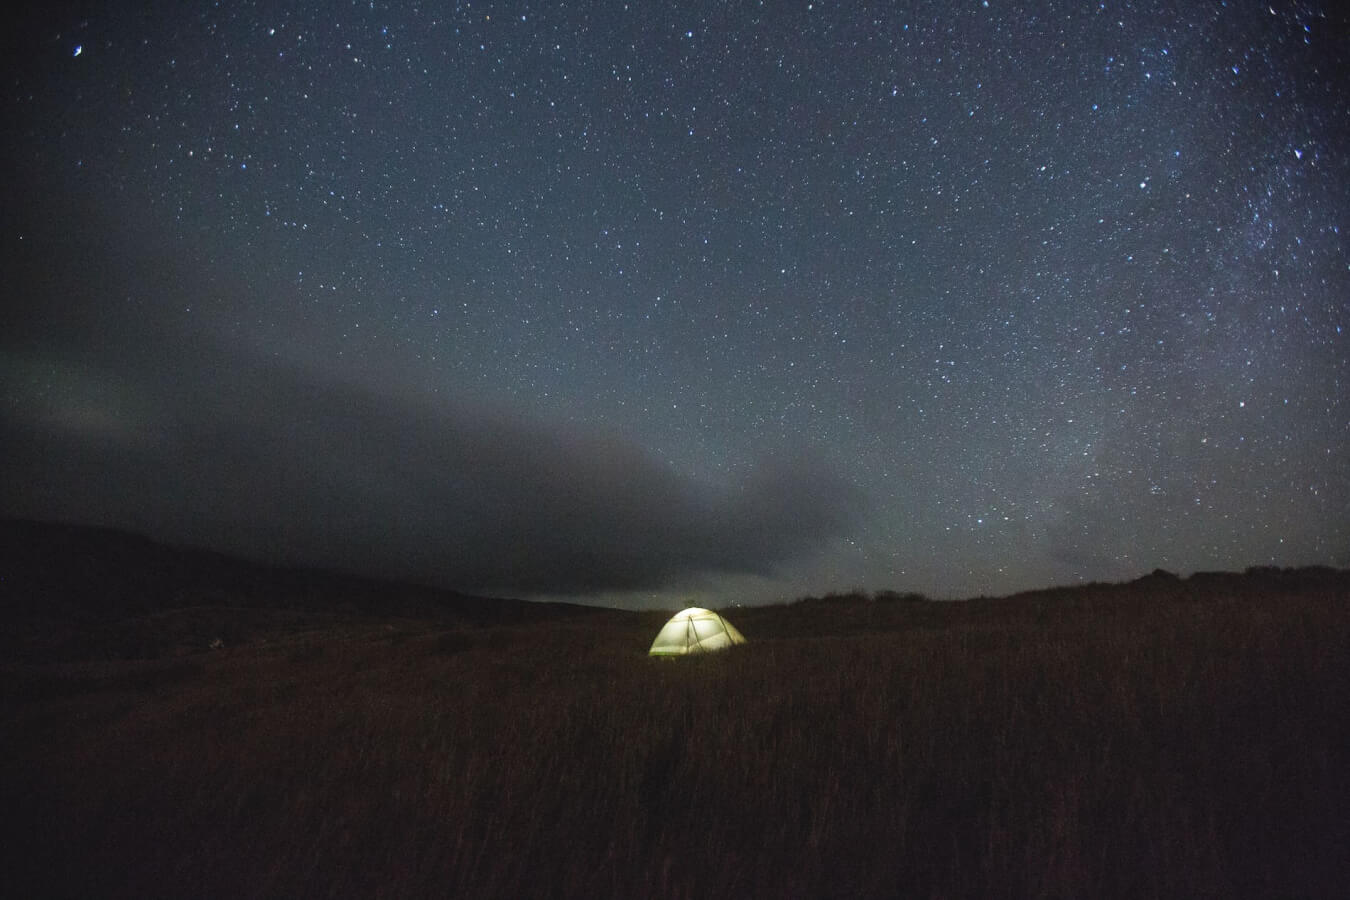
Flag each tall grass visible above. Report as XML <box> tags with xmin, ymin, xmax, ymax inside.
<box><xmin>3</xmin><ymin>586</ymin><xmax>1347</xmax><ymax>898</ymax></box>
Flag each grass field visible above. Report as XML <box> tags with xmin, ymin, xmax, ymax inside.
<box><xmin>2</xmin><ymin>571</ymin><xmax>1347</xmax><ymax>898</ymax></box>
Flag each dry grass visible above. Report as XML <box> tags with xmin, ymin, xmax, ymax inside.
<box><xmin>2</xmin><ymin>582</ymin><xmax>1347</xmax><ymax>898</ymax></box>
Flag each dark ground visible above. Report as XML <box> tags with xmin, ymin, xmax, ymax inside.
<box><xmin>2</xmin><ymin>519</ymin><xmax>1347</xmax><ymax>898</ymax></box>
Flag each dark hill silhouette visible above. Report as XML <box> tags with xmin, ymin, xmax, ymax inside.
<box><xmin>0</xmin><ymin>518</ymin><xmax>620</xmax><ymax>661</ymax></box>
<box><xmin>4</xmin><ymin>517</ymin><xmax>1346</xmax><ymax>661</ymax></box>
<box><xmin>728</xmin><ymin>564</ymin><xmax>1350</xmax><ymax>640</ymax></box>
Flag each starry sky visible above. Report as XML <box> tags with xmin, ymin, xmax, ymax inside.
<box><xmin>2</xmin><ymin>1</ymin><xmax>1347</xmax><ymax>607</ymax></box>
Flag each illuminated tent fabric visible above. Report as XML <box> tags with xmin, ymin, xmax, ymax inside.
<box><xmin>648</xmin><ymin>607</ymin><xmax>747</xmax><ymax>656</ymax></box>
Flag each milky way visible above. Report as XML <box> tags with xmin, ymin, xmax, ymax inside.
<box><xmin>2</xmin><ymin>2</ymin><xmax>1347</xmax><ymax>605</ymax></box>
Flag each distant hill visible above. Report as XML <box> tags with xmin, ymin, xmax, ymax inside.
<box><xmin>4</xmin><ymin>517</ymin><xmax>1346</xmax><ymax>662</ymax></box>
<box><xmin>0</xmin><ymin>518</ymin><xmax>614</xmax><ymax>660</ymax></box>
<box><xmin>729</xmin><ymin>564</ymin><xmax>1350</xmax><ymax>640</ymax></box>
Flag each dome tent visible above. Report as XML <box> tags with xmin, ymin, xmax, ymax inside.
<box><xmin>648</xmin><ymin>607</ymin><xmax>747</xmax><ymax>656</ymax></box>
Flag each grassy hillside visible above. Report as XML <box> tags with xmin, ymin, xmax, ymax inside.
<box><xmin>0</xmin><ymin>518</ymin><xmax>608</xmax><ymax>662</ymax></box>
<box><xmin>2</xmin><ymin>559</ymin><xmax>1346</xmax><ymax>897</ymax></box>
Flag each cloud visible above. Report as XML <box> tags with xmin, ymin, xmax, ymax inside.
<box><xmin>0</xmin><ymin>319</ymin><xmax>863</xmax><ymax>596</ymax></box>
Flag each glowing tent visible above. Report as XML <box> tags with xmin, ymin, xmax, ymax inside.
<box><xmin>648</xmin><ymin>607</ymin><xmax>747</xmax><ymax>656</ymax></box>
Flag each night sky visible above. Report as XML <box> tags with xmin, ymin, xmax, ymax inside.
<box><xmin>3</xmin><ymin>2</ymin><xmax>1347</xmax><ymax>607</ymax></box>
